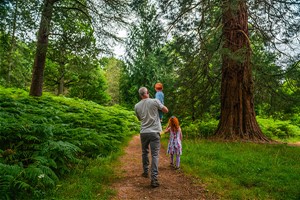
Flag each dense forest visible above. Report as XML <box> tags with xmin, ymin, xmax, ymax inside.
<box><xmin>0</xmin><ymin>0</ymin><xmax>299</xmax><ymax>199</ymax></box>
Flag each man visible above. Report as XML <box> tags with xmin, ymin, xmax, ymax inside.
<box><xmin>134</xmin><ymin>87</ymin><xmax>169</xmax><ymax>188</ymax></box>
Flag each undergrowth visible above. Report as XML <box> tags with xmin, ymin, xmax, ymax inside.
<box><xmin>0</xmin><ymin>86</ymin><xmax>139</xmax><ymax>200</ymax></box>
<box><xmin>182</xmin><ymin>116</ymin><xmax>300</xmax><ymax>142</ymax></box>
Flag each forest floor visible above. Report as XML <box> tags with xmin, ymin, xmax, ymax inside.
<box><xmin>110</xmin><ymin>134</ymin><xmax>218</xmax><ymax>200</ymax></box>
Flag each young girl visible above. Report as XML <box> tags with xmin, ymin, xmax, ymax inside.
<box><xmin>164</xmin><ymin>116</ymin><xmax>183</xmax><ymax>169</ymax></box>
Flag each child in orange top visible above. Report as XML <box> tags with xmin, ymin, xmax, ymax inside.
<box><xmin>164</xmin><ymin>116</ymin><xmax>183</xmax><ymax>169</ymax></box>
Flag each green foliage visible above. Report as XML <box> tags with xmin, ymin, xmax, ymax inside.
<box><xmin>0</xmin><ymin>162</ymin><xmax>59</xmax><ymax>200</ymax></box>
<box><xmin>44</xmin><ymin>47</ymin><xmax>111</xmax><ymax>104</ymax></box>
<box><xmin>0</xmin><ymin>86</ymin><xmax>139</xmax><ymax>199</ymax></box>
<box><xmin>67</xmin><ymin>64</ymin><xmax>110</xmax><ymax>105</ymax></box>
<box><xmin>156</xmin><ymin>0</ymin><xmax>300</xmax><ymax>123</ymax></box>
<box><xmin>175</xmin><ymin>140</ymin><xmax>300</xmax><ymax>199</ymax></box>
<box><xmin>45</xmin><ymin>153</ymin><xmax>124</xmax><ymax>200</ymax></box>
<box><xmin>257</xmin><ymin>117</ymin><xmax>300</xmax><ymax>142</ymax></box>
<box><xmin>154</xmin><ymin>1</ymin><xmax>223</xmax><ymax>121</ymax></box>
<box><xmin>120</xmin><ymin>1</ymin><xmax>173</xmax><ymax>108</ymax></box>
<box><xmin>44</xmin><ymin>5</ymin><xmax>104</xmax><ymax>99</ymax></box>
<box><xmin>101</xmin><ymin>57</ymin><xmax>124</xmax><ymax>105</ymax></box>
<box><xmin>181</xmin><ymin>116</ymin><xmax>300</xmax><ymax>142</ymax></box>
<box><xmin>1</xmin><ymin>0</ymin><xmax>130</xmax><ymax>99</ymax></box>
<box><xmin>182</xmin><ymin>119</ymin><xmax>219</xmax><ymax>139</ymax></box>
<box><xmin>0</xmin><ymin>32</ymin><xmax>33</xmax><ymax>89</ymax></box>
<box><xmin>290</xmin><ymin>112</ymin><xmax>300</xmax><ymax>126</ymax></box>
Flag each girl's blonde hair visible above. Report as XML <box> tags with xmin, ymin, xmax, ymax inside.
<box><xmin>168</xmin><ymin>116</ymin><xmax>180</xmax><ymax>132</ymax></box>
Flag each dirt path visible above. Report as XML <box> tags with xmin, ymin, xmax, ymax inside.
<box><xmin>288</xmin><ymin>141</ymin><xmax>300</xmax><ymax>147</ymax></box>
<box><xmin>110</xmin><ymin>134</ymin><xmax>216</xmax><ymax>200</ymax></box>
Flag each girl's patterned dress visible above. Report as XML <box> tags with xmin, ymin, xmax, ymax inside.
<box><xmin>167</xmin><ymin>128</ymin><xmax>182</xmax><ymax>155</ymax></box>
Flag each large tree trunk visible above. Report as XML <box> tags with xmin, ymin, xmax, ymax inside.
<box><xmin>214</xmin><ymin>0</ymin><xmax>270</xmax><ymax>142</ymax></box>
<box><xmin>29</xmin><ymin>0</ymin><xmax>58</xmax><ymax>96</ymax></box>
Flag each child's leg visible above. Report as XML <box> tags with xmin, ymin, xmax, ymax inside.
<box><xmin>159</xmin><ymin>111</ymin><xmax>163</xmax><ymax>122</ymax></box>
<box><xmin>176</xmin><ymin>154</ymin><xmax>181</xmax><ymax>168</ymax></box>
<box><xmin>170</xmin><ymin>154</ymin><xmax>174</xmax><ymax>165</ymax></box>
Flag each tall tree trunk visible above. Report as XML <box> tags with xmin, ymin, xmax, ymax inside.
<box><xmin>57</xmin><ymin>65</ymin><xmax>65</xmax><ymax>95</ymax></box>
<box><xmin>58</xmin><ymin>76</ymin><xmax>64</xmax><ymax>95</ymax></box>
<box><xmin>57</xmin><ymin>49</ymin><xmax>67</xmax><ymax>95</ymax></box>
<box><xmin>8</xmin><ymin>0</ymin><xmax>18</xmax><ymax>85</ymax></box>
<box><xmin>29</xmin><ymin>0</ymin><xmax>58</xmax><ymax>96</ymax></box>
<box><xmin>214</xmin><ymin>0</ymin><xmax>270</xmax><ymax>142</ymax></box>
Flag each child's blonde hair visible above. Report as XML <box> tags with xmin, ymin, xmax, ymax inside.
<box><xmin>168</xmin><ymin>116</ymin><xmax>180</xmax><ymax>132</ymax></box>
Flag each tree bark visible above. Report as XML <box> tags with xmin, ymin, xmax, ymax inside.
<box><xmin>214</xmin><ymin>0</ymin><xmax>270</xmax><ymax>142</ymax></box>
<box><xmin>8</xmin><ymin>0</ymin><xmax>18</xmax><ymax>85</ymax></box>
<box><xmin>29</xmin><ymin>0</ymin><xmax>58</xmax><ymax>96</ymax></box>
<box><xmin>57</xmin><ymin>64</ymin><xmax>65</xmax><ymax>95</ymax></box>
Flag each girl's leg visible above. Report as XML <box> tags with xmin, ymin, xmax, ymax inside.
<box><xmin>170</xmin><ymin>154</ymin><xmax>174</xmax><ymax>165</ymax></box>
<box><xmin>176</xmin><ymin>154</ymin><xmax>180</xmax><ymax>168</ymax></box>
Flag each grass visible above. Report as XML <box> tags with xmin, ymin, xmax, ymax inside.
<box><xmin>162</xmin><ymin>138</ymin><xmax>300</xmax><ymax>200</ymax></box>
<box><xmin>45</xmin><ymin>150</ymin><xmax>125</xmax><ymax>200</ymax></box>
<box><xmin>45</xmin><ymin>135</ymin><xmax>133</xmax><ymax>200</ymax></box>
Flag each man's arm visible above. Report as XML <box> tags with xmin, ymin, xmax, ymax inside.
<box><xmin>161</xmin><ymin>105</ymin><xmax>168</xmax><ymax>113</ymax></box>
<box><xmin>154</xmin><ymin>99</ymin><xmax>168</xmax><ymax>113</ymax></box>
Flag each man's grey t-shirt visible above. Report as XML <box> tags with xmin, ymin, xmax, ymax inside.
<box><xmin>134</xmin><ymin>98</ymin><xmax>164</xmax><ymax>133</ymax></box>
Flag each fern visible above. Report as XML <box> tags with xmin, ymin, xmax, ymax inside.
<box><xmin>0</xmin><ymin>86</ymin><xmax>140</xmax><ymax>199</ymax></box>
<box><xmin>0</xmin><ymin>163</ymin><xmax>22</xmax><ymax>199</ymax></box>
<box><xmin>40</xmin><ymin>140</ymin><xmax>82</xmax><ymax>174</ymax></box>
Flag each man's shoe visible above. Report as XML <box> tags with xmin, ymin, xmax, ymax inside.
<box><xmin>141</xmin><ymin>172</ymin><xmax>149</xmax><ymax>178</ymax></box>
<box><xmin>151</xmin><ymin>179</ymin><xmax>160</xmax><ymax>188</ymax></box>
